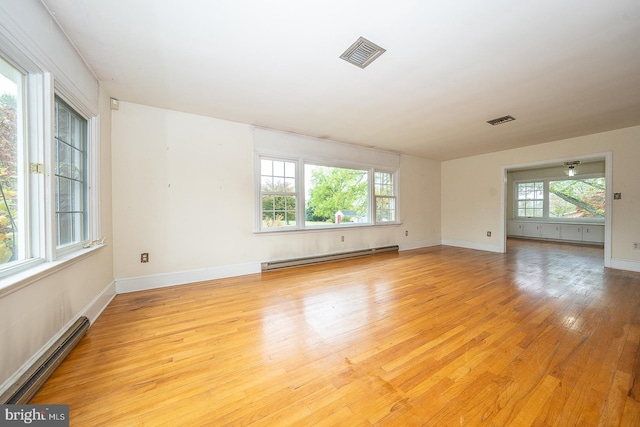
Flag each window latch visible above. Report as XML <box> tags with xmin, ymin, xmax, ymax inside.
<box><xmin>30</xmin><ymin>163</ymin><xmax>44</xmax><ymax>174</ymax></box>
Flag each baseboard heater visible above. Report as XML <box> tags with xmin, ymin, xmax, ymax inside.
<box><xmin>261</xmin><ymin>245</ymin><xmax>399</xmax><ymax>272</ymax></box>
<box><xmin>1</xmin><ymin>316</ymin><xmax>90</xmax><ymax>404</ymax></box>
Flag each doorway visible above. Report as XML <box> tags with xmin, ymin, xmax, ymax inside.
<box><xmin>501</xmin><ymin>152</ymin><xmax>612</xmax><ymax>268</ymax></box>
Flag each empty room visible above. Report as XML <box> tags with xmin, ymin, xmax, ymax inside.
<box><xmin>1</xmin><ymin>1</ymin><xmax>640</xmax><ymax>425</ymax></box>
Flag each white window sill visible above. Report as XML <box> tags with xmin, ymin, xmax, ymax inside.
<box><xmin>254</xmin><ymin>221</ymin><xmax>403</xmax><ymax>235</ymax></box>
<box><xmin>0</xmin><ymin>244</ymin><xmax>107</xmax><ymax>298</ymax></box>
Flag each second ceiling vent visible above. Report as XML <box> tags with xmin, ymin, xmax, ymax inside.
<box><xmin>340</xmin><ymin>36</ymin><xmax>386</xmax><ymax>69</ymax></box>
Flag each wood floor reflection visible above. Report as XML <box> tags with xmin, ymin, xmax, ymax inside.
<box><xmin>31</xmin><ymin>240</ymin><xmax>640</xmax><ymax>426</ymax></box>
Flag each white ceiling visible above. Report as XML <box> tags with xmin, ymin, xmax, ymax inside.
<box><xmin>42</xmin><ymin>0</ymin><xmax>640</xmax><ymax>161</ymax></box>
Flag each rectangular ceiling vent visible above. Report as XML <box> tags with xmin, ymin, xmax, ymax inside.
<box><xmin>340</xmin><ymin>36</ymin><xmax>386</xmax><ymax>69</ymax></box>
<box><xmin>487</xmin><ymin>115</ymin><xmax>516</xmax><ymax>126</ymax></box>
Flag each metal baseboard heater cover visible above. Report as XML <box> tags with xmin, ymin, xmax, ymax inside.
<box><xmin>261</xmin><ymin>245</ymin><xmax>399</xmax><ymax>271</ymax></box>
<box><xmin>1</xmin><ymin>316</ymin><xmax>90</xmax><ymax>404</ymax></box>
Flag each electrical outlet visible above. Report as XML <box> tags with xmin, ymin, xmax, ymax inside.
<box><xmin>633</xmin><ymin>243</ymin><xmax>640</xmax><ymax>250</ymax></box>
<box><xmin>487</xmin><ymin>231</ymin><xmax>491</xmax><ymax>237</ymax></box>
<box><xmin>141</xmin><ymin>253</ymin><xmax>149</xmax><ymax>263</ymax></box>
<box><xmin>341</xmin><ymin>236</ymin><xmax>344</xmax><ymax>242</ymax></box>
<box><xmin>405</xmin><ymin>230</ymin><xmax>408</xmax><ymax>236</ymax></box>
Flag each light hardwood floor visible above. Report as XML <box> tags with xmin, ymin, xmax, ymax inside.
<box><xmin>31</xmin><ymin>240</ymin><xmax>640</xmax><ymax>426</ymax></box>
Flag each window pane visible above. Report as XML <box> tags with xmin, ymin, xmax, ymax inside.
<box><xmin>374</xmin><ymin>171</ymin><xmax>396</xmax><ymax>222</ymax></box>
<box><xmin>55</xmin><ymin>97</ymin><xmax>87</xmax><ymax>248</ymax></box>
<box><xmin>549</xmin><ymin>178</ymin><xmax>605</xmax><ymax>219</ymax></box>
<box><xmin>516</xmin><ymin>181</ymin><xmax>544</xmax><ymax>218</ymax></box>
<box><xmin>0</xmin><ymin>56</ymin><xmax>26</xmax><ymax>266</ymax></box>
<box><xmin>305</xmin><ymin>165</ymin><xmax>369</xmax><ymax>226</ymax></box>
<box><xmin>260</xmin><ymin>158</ymin><xmax>298</xmax><ymax>228</ymax></box>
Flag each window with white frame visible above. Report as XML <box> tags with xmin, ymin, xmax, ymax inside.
<box><xmin>257</xmin><ymin>154</ymin><xmax>398</xmax><ymax>231</ymax></box>
<box><xmin>374</xmin><ymin>171</ymin><xmax>396</xmax><ymax>222</ymax></box>
<box><xmin>0</xmin><ymin>52</ymin><xmax>98</xmax><ymax>278</ymax></box>
<box><xmin>260</xmin><ymin>157</ymin><xmax>298</xmax><ymax>229</ymax></box>
<box><xmin>515</xmin><ymin>177</ymin><xmax>605</xmax><ymax>220</ymax></box>
<box><xmin>516</xmin><ymin>181</ymin><xmax>544</xmax><ymax>218</ymax></box>
<box><xmin>55</xmin><ymin>96</ymin><xmax>88</xmax><ymax>248</ymax></box>
<box><xmin>0</xmin><ymin>55</ymin><xmax>26</xmax><ymax>267</ymax></box>
<box><xmin>305</xmin><ymin>164</ymin><xmax>369</xmax><ymax>226</ymax></box>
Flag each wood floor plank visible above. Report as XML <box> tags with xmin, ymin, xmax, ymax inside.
<box><xmin>29</xmin><ymin>240</ymin><xmax>640</xmax><ymax>425</ymax></box>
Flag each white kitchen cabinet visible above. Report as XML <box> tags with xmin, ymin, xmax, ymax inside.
<box><xmin>560</xmin><ymin>224</ymin><xmax>583</xmax><ymax>241</ymax></box>
<box><xmin>507</xmin><ymin>221</ymin><xmax>523</xmax><ymax>236</ymax></box>
<box><xmin>507</xmin><ymin>221</ymin><xmax>604</xmax><ymax>245</ymax></box>
<box><xmin>522</xmin><ymin>222</ymin><xmax>542</xmax><ymax>238</ymax></box>
<box><xmin>540</xmin><ymin>224</ymin><xmax>561</xmax><ymax>239</ymax></box>
<box><xmin>582</xmin><ymin>225</ymin><xmax>605</xmax><ymax>243</ymax></box>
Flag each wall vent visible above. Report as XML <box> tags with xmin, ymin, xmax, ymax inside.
<box><xmin>262</xmin><ymin>245</ymin><xmax>398</xmax><ymax>271</ymax></box>
<box><xmin>340</xmin><ymin>36</ymin><xmax>386</xmax><ymax>69</ymax></box>
<box><xmin>487</xmin><ymin>115</ymin><xmax>516</xmax><ymax>126</ymax></box>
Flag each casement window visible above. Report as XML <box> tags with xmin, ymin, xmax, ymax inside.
<box><xmin>0</xmin><ymin>53</ymin><xmax>98</xmax><ymax>279</ymax></box>
<box><xmin>257</xmin><ymin>154</ymin><xmax>398</xmax><ymax>232</ymax></box>
<box><xmin>0</xmin><ymin>55</ymin><xmax>26</xmax><ymax>267</ymax></box>
<box><xmin>54</xmin><ymin>96</ymin><xmax>88</xmax><ymax>248</ymax></box>
<box><xmin>515</xmin><ymin>177</ymin><xmax>605</xmax><ymax>221</ymax></box>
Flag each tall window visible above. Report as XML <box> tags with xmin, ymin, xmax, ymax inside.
<box><xmin>374</xmin><ymin>171</ymin><xmax>396</xmax><ymax>222</ymax></box>
<box><xmin>516</xmin><ymin>182</ymin><xmax>544</xmax><ymax>218</ymax></box>
<box><xmin>0</xmin><ymin>56</ymin><xmax>25</xmax><ymax>266</ymax></box>
<box><xmin>55</xmin><ymin>97</ymin><xmax>88</xmax><ymax>248</ymax></box>
<box><xmin>260</xmin><ymin>158</ymin><xmax>297</xmax><ymax>228</ymax></box>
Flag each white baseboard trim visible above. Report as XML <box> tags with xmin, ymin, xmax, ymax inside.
<box><xmin>399</xmin><ymin>240</ymin><xmax>441</xmax><ymax>251</ymax></box>
<box><xmin>609</xmin><ymin>258</ymin><xmax>640</xmax><ymax>273</ymax></box>
<box><xmin>441</xmin><ymin>239</ymin><xmax>504</xmax><ymax>253</ymax></box>
<box><xmin>0</xmin><ymin>280</ymin><xmax>116</xmax><ymax>398</ymax></box>
<box><xmin>115</xmin><ymin>262</ymin><xmax>262</xmax><ymax>294</ymax></box>
<box><xmin>82</xmin><ymin>280</ymin><xmax>117</xmax><ymax>323</ymax></box>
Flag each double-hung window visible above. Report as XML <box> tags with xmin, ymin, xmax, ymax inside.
<box><xmin>257</xmin><ymin>154</ymin><xmax>399</xmax><ymax>232</ymax></box>
<box><xmin>374</xmin><ymin>171</ymin><xmax>396</xmax><ymax>222</ymax></box>
<box><xmin>0</xmin><ymin>52</ymin><xmax>97</xmax><ymax>279</ymax></box>
<box><xmin>260</xmin><ymin>158</ymin><xmax>298</xmax><ymax>229</ymax></box>
<box><xmin>516</xmin><ymin>182</ymin><xmax>544</xmax><ymax>218</ymax></box>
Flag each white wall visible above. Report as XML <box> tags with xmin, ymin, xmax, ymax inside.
<box><xmin>111</xmin><ymin>102</ymin><xmax>441</xmax><ymax>291</ymax></box>
<box><xmin>0</xmin><ymin>1</ymin><xmax>114</xmax><ymax>394</ymax></box>
<box><xmin>442</xmin><ymin>125</ymin><xmax>640</xmax><ymax>270</ymax></box>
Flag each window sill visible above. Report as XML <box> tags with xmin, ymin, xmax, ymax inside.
<box><xmin>255</xmin><ymin>221</ymin><xmax>403</xmax><ymax>235</ymax></box>
<box><xmin>0</xmin><ymin>244</ymin><xmax>107</xmax><ymax>298</ymax></box>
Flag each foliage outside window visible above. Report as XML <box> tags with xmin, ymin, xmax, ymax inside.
<box><xmin>305</xmin><ymin>165</ymin><xmax>368</xmax><ymax>226</ymax></box>
<box><xmin>257</xmin><ymin>155</ymin><xmax>398</xmax><ymax>231</ymax></box>
<box><xmin>549</xmin><ymin>178</ymin><xmax>605</xmax><ymax>219</ymax></box>
<box><xmin>0</xmin><ymin>56</ymin><xmax>24</xmax><ymax>266</ymax></box>
<box><xmin>515</xmin><ymin>177</ymin><xmax>605</xmax><ymax>220</ymax></box>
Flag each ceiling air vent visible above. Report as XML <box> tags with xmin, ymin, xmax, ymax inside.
<box><xmin>487</xmin><ymin>115</ymin><xmax>516</xmax><ymax>126</ymax></box>
<box><xmin>340</xmin><ymin>36</ymin><xmax>386</xmax><ymax>69</ymax></box>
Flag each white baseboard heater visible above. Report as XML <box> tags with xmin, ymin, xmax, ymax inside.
<box><xmin>1</xmin><ymin>316</ymin><xmax>90</xmax><ymax>404</ymax></box>
<box><xmin>261</xmin><ymin>245</ymin><xmax>399</xmax><ymax>272</ymax></box>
